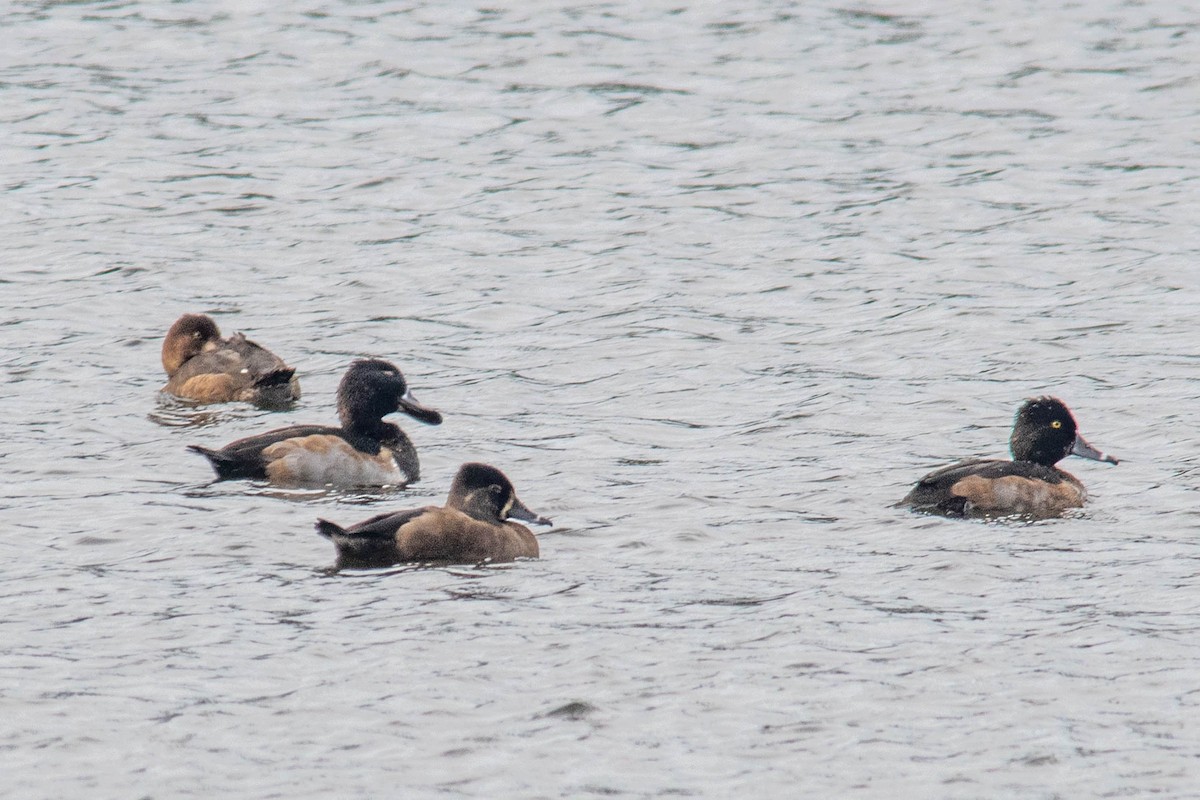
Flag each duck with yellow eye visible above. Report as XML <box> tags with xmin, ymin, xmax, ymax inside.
<box><xmin>901</xmin><ymin>396</ymin><xmax>1118</xmax><ymax>519</ymax></box>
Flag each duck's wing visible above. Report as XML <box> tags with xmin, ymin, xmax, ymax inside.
<box><xmin>188</xmin><ymin>425</ymin><xmax>342</xmax><ymax>480</ymax></box>
<box><xmin>225</xmin><ymin>333</ymin><xmax>296</xmax><ymax>387</ymax></box>
<box><xmin>920</xmin><ymin>458</ymin><xmax>1064</xmax><ymax>485</ymax></box>
<box><xmin>902</xmin><ymin>458</ymin><xmax>1064</xmax><ymax>515</ymax></box>
<box><xmin>902</xmin><ymin>458</ymin><xmax>1000</xmax><ymax>514</ymax></box>
<box><xmin>316</xmin><ymin>508</ymin><xmax>431</xmax><ymax>567</ymax></box>
<box><xmin>351</xmin><ymin>509</ymin><xmax>431</xmax><ymax>537</ymax></box>
<box><xmin>164</xmin><ymin>347</ymin><xmax>247</xmax><ymax>400</ymax></box>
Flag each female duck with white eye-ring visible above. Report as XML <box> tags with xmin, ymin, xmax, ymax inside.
<box><xmin>316</xmin><ymin>462</ymin><xmax>552</xmax><ymax>569</ymax></box>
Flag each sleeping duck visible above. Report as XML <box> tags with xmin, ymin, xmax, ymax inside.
<box><xmin>161</xmin><ymin>313</ymin><xmax>300</xmax><ymax>406</ymax></box>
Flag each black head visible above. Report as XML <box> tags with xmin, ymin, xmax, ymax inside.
<box><xmin>162</xmin><ymin>313</ymin><xmax>221</xmax><ymax>375</ymax></box>
<box><xmin>1009</xmin><ymin>396</ymin><xmax>1118</xmax><ymax>467</ymax></box>
<box><xmin>446</xmin><ymin>462</ymin><xmax>552</xmax><ymax>526</ymax></box>
<box><xmin>336</xmin><ymin>358</ymin><xmax>443</xmax><ymax>431</ymax></box>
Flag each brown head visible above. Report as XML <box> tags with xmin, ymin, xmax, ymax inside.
<box><xmin>162</xmin><ymin>313</ymin><xmax>222</xmax><ymax>376</ymax></box>
<box><xmin>445</xmin><ymin>462</ymin><xmax>552</xmax><ymax>526</ymax></box>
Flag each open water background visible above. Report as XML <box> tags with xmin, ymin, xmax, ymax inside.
<box><xmin>3</xmin><ymin>1</ymin><xmax>1200</xmax><ymax>796</ymax></box>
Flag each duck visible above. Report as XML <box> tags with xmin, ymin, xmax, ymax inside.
<box><xmin>901</xmin><ymin>396</ymin><xmax>1118</xmax><ymax>519</ymax></box>
<box><xmin>188</xmin><ymin>358</ymin><xmax>442</xmax><ymax>487</ymax></box>
<box><xmin>315</xmin><ymin>462</ymin><xmax>552</xmax><ymax>568</ymax></box>
<box><xmin>161</xmin><ymin>313</ymin><xmax>300</xmax><ymax>406</ymax></box>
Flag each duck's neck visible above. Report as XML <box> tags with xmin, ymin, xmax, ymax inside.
<box><xmin>337</xmin><ymin>416</ymin><xmax>390</xmax><ymax>456</ymax></box>
<box><xmin>1013</xmin><ymin>445</ymin><xmax>1063</xmax><ymax>467</ymax></box>
<box><xmin>386</xmin><ymin>426</ymin><xmax>420</xmax><ymax>483</ymax></box>
<box><xmin>342</xmin><ymin>416</ymin><xmax>420</xmax><ymax>482</ymax></box>
<box><xmin>344</xmin><ymin>415</ymin><xmax>387</xmax><ymax>437</ymax></box>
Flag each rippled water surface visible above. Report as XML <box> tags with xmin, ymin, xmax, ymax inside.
<box><xmin>4</xmin><ymin>1</ymin><xmax>1200</xmax><ymax>796</ymax></box>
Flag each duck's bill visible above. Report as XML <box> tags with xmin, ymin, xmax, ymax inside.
<box><xmin>508</xmin><ymin>497</ymin><xmax>553</xmax><ymax>526</ymax></box>
<box><xmin>399</xmin><ymin>391</ymin><xmax>443</xmax><ymax>425</ymax></box>
<box><xmin>1072</xmin><ymin>434</ymin><xmax>1119</xmax><ymax>465</ymax></box>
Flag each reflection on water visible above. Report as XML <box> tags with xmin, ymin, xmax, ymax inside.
<box><xmin>3</xmin><ymin>1</ymin><xmax>1199</xmax><ymax>798</ymax></box>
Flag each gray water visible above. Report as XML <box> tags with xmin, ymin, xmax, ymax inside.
<box><xmin>3</xmin><ymin>1</ymin><xmax>1200</xmax><ymax>797</ymax></box>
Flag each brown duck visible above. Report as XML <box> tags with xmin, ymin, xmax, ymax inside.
<box><xmin>316</xmin><ymin>462</ymin><xmax>552</xmax><ymax>568</ymax></box>
<box><xmin>161</xmin><ymin>313</ymin><xmax>300</xmax><ymax>406</ymax></box>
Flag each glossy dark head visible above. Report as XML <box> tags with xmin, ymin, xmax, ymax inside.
<box><xmin>336</xmin><ymin>358</ymin><xmax>443</xmax><ymax>431</ymax></box>
<box><xmin>162</xmin><ymin>313</ymin><xmax>221</xmax><ymax>375</ymax></box>
<box><xmin>1009</xmin><ymin>396</ymin><xmax>1118</xmax><ymax>467</ymax></box>
<box><xmin>446</xmin><ymin>462</ymin><xmax>552</xmax><ymax>526</ymax></box>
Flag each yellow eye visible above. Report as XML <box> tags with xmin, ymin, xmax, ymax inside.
<box><xmin>1050</xmin><ymin>420</ymin><xmax>1062</xmax><ymax>429</ymax></box>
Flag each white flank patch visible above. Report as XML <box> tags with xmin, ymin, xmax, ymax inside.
<box><xmin>263</xmin><ymin>436</ymin><xmax>403</xmax><ymax>486</ymax></box>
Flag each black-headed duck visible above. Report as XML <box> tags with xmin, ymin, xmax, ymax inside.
<box><xmin>189</xmin><ymin>358</ymin><xmax>442</xmax><ymax>487</ymax></box>
<box><xmin>316</xmin><ymin>462</ymin><xmax>551</xmax><ymax>568</ymax></box>
<box><xmin>902</xmin><ymin>396</ymin><xmax>1118</xmax><ymax>519</ymax></box>
<box><xmin>162</xmin><ymin>313</ymin><xmax>300</xmax><ymax>406</ymax></box>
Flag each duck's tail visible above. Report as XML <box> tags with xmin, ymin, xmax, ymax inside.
<box><xmin>187</xmin><ymin>444</ymin><xmax>221</xmax><ymax>467</ymax></box>
<box><xmin>314</xmin><ymin>519</ymin><xmax>347</xmax><ymax>541</ymax></box>
<box><xmin>187</xmin><ymin>444</ymin><xmax>255</xmax><ymax>480</ymax></box>
<box><xmin>316</xmin><ymin>518</ymin><xmax>407</xmax><ymax>570</ymax></box>
<box><xmin>254</xmin><ymin>367</ymin><xmax>296</xmax><ymax>388</ymax></box>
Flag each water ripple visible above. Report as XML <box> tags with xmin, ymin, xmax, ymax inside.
<box><xmin>2</xmin><ymin>1</ymin><xmax>1198</xmax><ymax>797</ymax></box>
